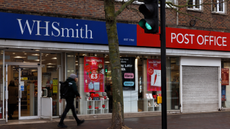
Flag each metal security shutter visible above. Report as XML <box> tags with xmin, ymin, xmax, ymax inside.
<box><xmin>182</xmin><ymin>66</ymin><xmax>218</xmax><ymax>113</ymax></box>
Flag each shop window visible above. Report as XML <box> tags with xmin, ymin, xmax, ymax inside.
<box><xmin>212</xmin><ymin>0</ymin><xmax>225</xmax><ymax>13</ymax></box>
<box><xmin>5</xmin><ymin>51</ymin><xmax>40</xmax><ymax>63</ymax></box>
<box><xmin>221</xmin><ymin>60</ymin><xmax>230</xmax><ymax>108</ymax></box>
<box><xmin>77</xmin><ymin>53</ymin><xmax>110</xmax><ymax>114</ymax></box>
<box><xmin>76</xmin><ymin>53</ymin><xmax>180</xmax><ymax>114</ymax></box>
<box><xmin>187</xmin><ymin>0</ymin><xmax>202</xmax><ymax>10</ymax></box>
<box><xmin>166</xmin><ymin>57</ymin><xmax>180</xmax><ymax>110</ymax></box>
<box><xmin>42</xmin><ymin>53</ymin><xmax>61</xmax><ymax>116</ymax></box>
<box><xmin>0</xmin><ymin>50</ymin><xmax>3</xmax><ymax>119</ymax></box>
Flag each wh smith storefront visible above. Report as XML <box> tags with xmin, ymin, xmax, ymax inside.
<box><xmin>0</xmin><ymin>12</ymin><xmax>230</xmax><ymax>123</ymax></box>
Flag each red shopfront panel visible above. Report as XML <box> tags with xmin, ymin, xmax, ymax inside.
<box><xmin>136</xmin><ymin>25</ymin><xmax>161</xmax><ymax>48</ymax></box>
<box><xmin>137</xmin><ymin>25</ymin><xmax>230</xmax><ymax>51</ymax></box>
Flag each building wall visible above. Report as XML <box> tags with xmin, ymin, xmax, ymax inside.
<box><xmin>0</xmin><ymin>0</ymin><xmax>177</xmax><ymax>27</ymax></box>
<box><xmin>0</xmin><ymin>0</ymin><xmax>229</xmax><ymax>32</ymax></box>
<box><xmin>178</xmin><ymin>0</ymin><xmax>230</xmax><ymax>31</ymax></box>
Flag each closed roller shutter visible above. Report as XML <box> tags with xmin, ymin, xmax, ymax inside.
<box><xmin>182</xmin><ymin>66</ymin><xmax>218</xmax><ymax>113</ymax></box>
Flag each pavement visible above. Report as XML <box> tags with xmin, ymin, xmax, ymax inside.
<box><xmin>0</xmin><ymin>111</ymin><xmax>230</xmax><ymax>129</ymax></box>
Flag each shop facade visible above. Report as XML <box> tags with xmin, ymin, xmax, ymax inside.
<box><xmin>0</xmin><ymin>12</ymin><xmax>229</xmax><ymax>123</ymax></box>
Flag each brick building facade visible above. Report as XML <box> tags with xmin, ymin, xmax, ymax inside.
<box><xmin>0</xmin><ymin>0</ymin><xmax>230</xmax><ymax>124</ymax></box>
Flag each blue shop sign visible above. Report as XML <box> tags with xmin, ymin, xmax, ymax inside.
<box><xmin>0</xmin><ymin>12</ymin><xmax>136</xmax><ymax>46</ymax></box>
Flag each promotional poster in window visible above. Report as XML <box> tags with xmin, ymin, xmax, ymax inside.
<box><xmin>84</xmin><ymin>57</ymin><xmax>104</xmax><ymax>92</ymax></box>
<box><xmin>147</xmin><ymin>59</ymin><xmax>161</xmax><ymax>91</ymax></box>
<box><xmin>121</xmin><ymin>57</ymin><xmax>135</xmax><ymax>90</ymax></box>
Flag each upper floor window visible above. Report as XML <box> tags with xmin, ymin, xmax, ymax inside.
<box><xmin>212</xmin><ymin>0</ymin><xmax>225</xmax><ymax>13</ymax></box>
<box><xmin>187</xmin><ymin>0</ymin><xmax>202</xmax><ymax>10</ymax></box>
<box><xmin>115</xmin><ymin>0</ymin><xmax>177</xmax><ymax>5</ymax></box>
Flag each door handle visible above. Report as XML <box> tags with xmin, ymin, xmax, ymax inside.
<box><xmin>6</xmin><ymin>90</ymin><xmax>8</xmax><ymax>100</ymax></box>
<box><xmin>19</xmin><ymin>90</ymin><xmax>22</xmax><ymax>99</ymax></box>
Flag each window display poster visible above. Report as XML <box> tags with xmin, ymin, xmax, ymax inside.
<box><xmin>147</xmin><ymin>59</ymin><xmax>161</xmax><ymax>91</ymax></box>
<box><xmin>84</xmin><ymin>57</ymin><xmax>104</xmax><ymax>92</ymax></box>
<box><xmin>221</xmin><ymin>68</ymin><xmax>229</xmax><ymax>85</ymax></box>
<box><xmin>222</xmin><ymin>85</ymin><xmax>226</xmax><ymax>101</ymax></box>
<box><xmin>121</xmin><ymin>57</ymin><xmax>135</xmax><ymax>90</ymax></box>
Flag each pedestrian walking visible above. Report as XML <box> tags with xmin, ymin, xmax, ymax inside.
<box><xmin>58</xmin><ymin>74</ymin><xmax>84</xmax><ymax>128</ymax></box>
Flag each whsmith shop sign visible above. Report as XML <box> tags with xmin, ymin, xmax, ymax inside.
<box><xmin>0</xmin><ymin>12</ymin><xmax>136</xmax><ymax>46</ymax></box>
<box><xmin>0</xmin><ymin>12</ymin><xmax>230</xmax><ymax>51</ymax></box>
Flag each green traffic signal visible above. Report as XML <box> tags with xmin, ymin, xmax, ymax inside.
<box><xmin>138</xmin><ymin>19</ymin><xmax>152</xmax><ymax>31</ymax></box>
<box><xmin>145</xmin><ymin>22</ymin><xmax>152</xmax><ymax>30</ymax></box>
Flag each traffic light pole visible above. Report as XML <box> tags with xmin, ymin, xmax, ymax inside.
<box><xmin>160</xmin><ymin>0</ymin><xmax>167</xmax><ymax>128</ymax></box>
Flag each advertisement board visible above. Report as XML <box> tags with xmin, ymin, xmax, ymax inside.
<box><xmin>84</xmin><ymin>57</ymin><xmax>104</xmax><ymax>92</ymax></box>
<box><xmin>147</xmin><ymin>59</ymin><xmax>161</xmax><ymax>91</ymax></box>
<box><xmin>121</xmin><ymin>57</ymin><xmax>135</xmax><ymax>90</ymax></box>
<box><xmin>221</xmin><ymin>68</ymin><xmax>229</xmax><ymax>85</ymax></box>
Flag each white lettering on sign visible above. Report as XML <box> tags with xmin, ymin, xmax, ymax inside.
<box><xmin>171</xmin><ymin>32</ymin><xmax>227</xmax><ymax>47</ymax></box>
<box><xmin>17</xmin><ymin>19</ymin><xmax>93</xmax><ymax>39</ymax></box>
<box><xmin>171</xmin><ymin>33</ymin><xmax>195</xmax><ymax>44</ymax></box>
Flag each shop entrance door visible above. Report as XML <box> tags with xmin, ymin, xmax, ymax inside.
<box><xmin>5</xmin><ymin>62</ymin><xmax>41</xmax><ymax>120</ymax></box>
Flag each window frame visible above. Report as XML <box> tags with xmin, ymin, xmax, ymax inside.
<box><xmin>187</xmin><ymin>0</ymin><xmax>202</xmax><ymax>11</ymax></box>
<box><xmin>212</xmin><ymin>0</ymin><xmax>226</xmax><ymax>14</ymax></box>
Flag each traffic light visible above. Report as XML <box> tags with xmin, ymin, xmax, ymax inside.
<box><xmin>138</xmin><ymin>0</ymin><xmax>159</xmax><ymax>34</ymax></box>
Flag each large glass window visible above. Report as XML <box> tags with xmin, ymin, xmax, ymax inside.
<box><xmin>69</xmin><ymin>53</ymin><xmax>180</xmax><ymax>115</ymax></box>
<box><xmin>166</xmin><ymin>57</ymin><xmax>180</xmax><ymax>110</ymax></box>
<box><xmin>0</xmin><ymin>50</ymin><xmax>3</xmax><ymax>119</ymax></box>
<box><xmin>221</xmin><ymin>59</ymin><xmax>230</xmax><ymax>108</ymax></box>
<box><xmin>5</xmin><ymin>50</ymin><xmax>40</xmax><ymax>63</ymax></box>
<box><xmin>42</xmin><ymin>53</ymin><xmax>61</xmax><ymax>116</ymax></box>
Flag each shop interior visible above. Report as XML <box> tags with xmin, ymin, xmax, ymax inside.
<box><xmin>4</xmin><ymin>50</ymin><xmax>61</xmax><ymax>120</ymax></box>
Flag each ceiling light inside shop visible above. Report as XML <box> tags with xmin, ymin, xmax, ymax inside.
<box><xmin>171</xmin><ymin>61</ymin><xmax>176</xmax><ymax>64</ymax></box>
<box><xmin>13</xmin><ymin>53</ymin><xmax>15</xmax><ymax>54</ymax></box>
<box><xmin>14</xmin><ymin>56</ymin><xmax>26</xmax><ymax>58</ymax></box>
<box><xmin>76</xmin><ymin>64</ymin><xmax>78</xmax><ymax>66</ymax></box>
<box><xmin>35</xmin><ymin>49</ymin><xmax>40</xmax><ymax>51</ymax></box>
<box><xmin>52</xmin><ymin>57</ymin><xmax>57</xmax><ymax>59</ymax></box>
<box><xmin>75</xmin><ymin>61</ymin><xmax>78</xmax><ymax>62</ymax></box>
<box><xmin>67</xmin><ymin>55</ymin><xmax>74</xmax><ymax>57</ymax></box>
<box><xmin>34</xmin><ymin>59</ymin><xmax>40</xmax><ymax>61</ymax></box>
<box><xmin>47</xmin><ymin>63</ymin><xmax>56</xmax><ymax>65</ymax></box>
<box><xmin>105</xmin><ymin>61</ymin><xmax>110</xmax><ymax>64</ymax></box>
<box><xmin>31</xmin><ymin>69</ymin><xmax>37</xmax><ymax>72</ymax></box>
<box><xmin>94</xmin><ymin>54</ymin><xmax>97</xmax><ymax>56</ymax></box>
<box><xmin>32</xmin><ymin>54</ymin><xmax>39</xmax><ymax>56</ymax></box>
<box><xmin>47</xmin><ymin>66</ymin><xmax>55</xmax><ymax>68</ymax></box>
<box><xmin>45</xmin><ymin>54</ymin><xmax>49</xmax><ymax>57</ymax></box>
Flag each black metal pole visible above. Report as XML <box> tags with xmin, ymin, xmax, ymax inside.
<box><xmin>160</xmin><ymin>0</ymin><xmax>167</xmax><ymax>128</ymax></box>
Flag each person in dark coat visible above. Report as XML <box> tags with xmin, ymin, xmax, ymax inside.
<box><xmin>58</xmin><ymin>74</ymin><xmax>84</xmax><ymax>128</ymax></box>
<box><xmin>8</xmin><ymin>80</ymin><xmax>18</xmax><ymax>119</ymax></box>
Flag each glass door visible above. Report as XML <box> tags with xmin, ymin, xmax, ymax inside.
<box><xmin>18</xmin><ymin>66</ymin><xmax>38</xmax><ymax>119</ymax></box>
<box><xmin>5</xmin><ymin>62</ymin><xmax>41</xmax><ymax>120</ymax></box>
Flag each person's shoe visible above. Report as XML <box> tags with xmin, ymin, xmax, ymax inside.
<box><xmin>77</xmin><ymin>120</ymin><xmax>85</xmax><ymax>126</ymax></box>
<box><xmin>58</xmin><ymin>123</ymin><xmax>67</xmax><ymax>128</ymax></box>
